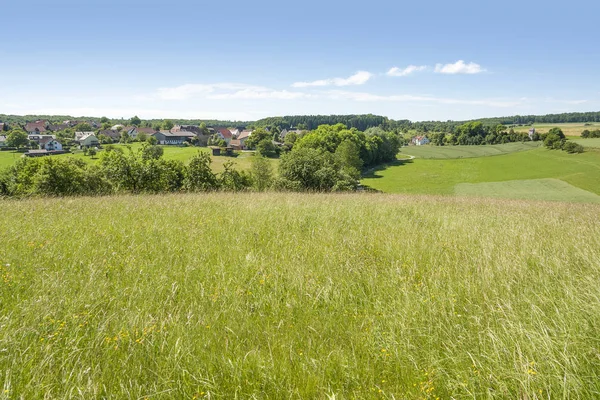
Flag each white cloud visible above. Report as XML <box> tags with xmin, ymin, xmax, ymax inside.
<box><xmin>292</xmin><ymin>71</ymin><xmax>373</xmax><ymax>88</ymax></box>
<box><xmin>155</xmin><ymin>83</ymin><xmax>309</xmax><ymax>101</ymax></box>
<box><xmin>434</xmin><ymin>60</ymin><xmax>485</xmax><ymax>74</ymax></box>
<box><xmin>386</xmin><ymin>65</ymin><xmax>427</xmax><ymax>77</ymax></box>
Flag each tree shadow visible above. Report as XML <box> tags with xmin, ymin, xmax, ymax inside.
<box><xmin>361</xmin><ymin>158</ymin><xmax>414</xmax><ymax>180</ymax></box>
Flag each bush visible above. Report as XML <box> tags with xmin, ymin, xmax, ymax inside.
<box><xmin>563</xmin><ymin>141</ymin><xmax>584</xmax><ymax>154</ymax></box>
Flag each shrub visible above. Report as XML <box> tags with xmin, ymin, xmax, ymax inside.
<box><xmin>563</xmin><ymin>141</ymin><xmax>584</xmax><ymax>154</ymax></box>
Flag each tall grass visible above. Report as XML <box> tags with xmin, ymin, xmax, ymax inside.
<box><xmin>1</xmin><ymin>193</ymin><xmax>599</xmax><ymax>398</ymax></box>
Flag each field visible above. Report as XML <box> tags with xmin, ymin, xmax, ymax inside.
<box><xmin>0</xmin><ymin>144</ymin><xmax>277</xmax><ymax>173</ymax></box>
<box><xmin>1</xmin><ymin>193</ymin><xmax>599</xmax><ymax>398</ymax></box>
<box><xmin>401</xmin><ymin>142</ymin><xmax>540</xmax><ymax>159</ymax></box>
<box><xmin>571</xmin><ymin>138</ymin><xmax>600</xmax><ymax>148</ymax></box>
<box><xmin>512</xmin><ymin>122</ymin><xmax>600</xmax><ymax>138</ymax></box>
<box><xmin>363</xmin><ymin>147</ymin><xmax>600</xmax><ymax>201</ymax></box>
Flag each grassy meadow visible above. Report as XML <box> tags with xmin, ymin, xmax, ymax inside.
<box><xmin>401</xmin><ymin>142</ymin><xmax>540</xmax><ymax>159</ymax></box>
<box><xmin>363</xmin><ymin>146</ymin><xmax>600</xmax><ymax>201</ymax></box>
<box><xmin>1</xmin><ymin>193</ymin><xmax>599</xmax><ymax>398</ymax></box>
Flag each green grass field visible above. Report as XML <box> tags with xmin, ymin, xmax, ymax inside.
<box><xmin>401</xmin><ymin>142</ymin><xmax>540</xmax><ymax>159</ymax></box>
<box><xmin>362</xmin><ymin>147</ymin><xmax>600</xmax><ymax>200</ymax></box>
<box><xmin>571</xmin><ymin>138</ymin><xmax>600</xmax><ymax>148</ymax></box>
<box><xmin>1</xmin><ymin>193</ymin><xmax>599</xmax><ymax>398</ymax></box>
<box><xmin>455</xmin><ymin>178</ymin><xmax>600</xmax><ymax>203</ymax></box>
<box><xmin>0</xmin><ymin>144</ymin><xmax>277</xmax><ymax>173</ymax></box>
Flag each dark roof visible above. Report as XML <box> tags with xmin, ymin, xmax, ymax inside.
<box><xmin>155</xmin><ymin>130</ymin><xmax>195</xmax><ymax>138</ymax></box>
<box><xmin>99</xmin><ymin>129</ymin><xmax>121</xmax><ymax>139</ymax></box>
<box><xmin>25</xmin><ymin>122</ymin><xmax>47</xmax><ymax>132</ymax></box>
<box><xmin>48</xmin><ymin>124</ymin><xmax>70</xmax><ymax>131</ymax></box>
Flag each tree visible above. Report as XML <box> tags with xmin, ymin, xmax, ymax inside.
<box><xmin>563</xmin><ymin>141</ymin><xmax>584</xmax><ymax>154</ymax></box>
<box><xmin>100</xmin><ymin>116</ymin><xmax>110</xmax><ymax>124</ymax></box>
<box><xmin>130</xmin><ymin>116</ymin><xmax>141</xmax><ymax>126</ymax></box>
<box><xmin>184</xmin><ymin>152</ymin><xmax>218</xmax><ymax>191</ymax></box>
<box><xmin>544</xmin><ymin>133</ymin><xmax>564</xmax><ymax>150</ymax></box>
<box><xmin>88</xmin><ymin>148</ymin><xmax>97</xmax><ymax>159</ymax></box>
<box><xmin>335</xmin><ymin>140</ymin><xmax>362</xmax><ymax>180</ymax></box>
<box><xmin>120</xmin><ymin>131</ymin><xmax>131</xmax><ymax>143</ymax></box>
<box><xmin>162</xmin><ymin>120</ymin><xmax>174</xmax><ymax>131</ymax></box>
<box><xmin>198</xmin><ymin>122</ymin><xmax>209</xmax><ymax>136</ymax></box>
<box><xmin>548</xmin><ymin>127</ymin><xmax>566</xmax><ymax>139</ymax></box>
<box><xmin>147</xmin><ymin>136</ymin><xmax>158</xmax><ymax>145</ymax></box>
<box><xmin>6</xmin><ymin>130</ymin><xmax>29</xmax><ymax>148</ymax></box>
<box><xmin>141</xmin><ymin>144</ymin><xmax>164</xmax><ymax>161</ymax></box>
<box><xmin>73</xmin><ymin>123</ymin><xmax>92</xmax><ymax>132</ymax></box>
<box><xmin>219</xmin><ymin>161</ymin><xmax>251</xmax><ymax>191</ymax></box>
<box><xmin>250</xmin><ymin>155</ymin><xmax>273</xmax><ymax>191</ymax></box>
<box><xmin>244</xmin><ymin>128</ymin><xmax>271</xmax><ymax>149</ymax></box>
<box><xmin>256</xmin><ymin>139</ymin><xmax>279</xmax><ymax>158</ymax></box>
<box><xmin>137</xmin><ymin>132</ymin><xmax>148</xmax><ymax>142</ymax></box>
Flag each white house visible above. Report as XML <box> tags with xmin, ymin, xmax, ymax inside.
<box><xmin>411</xmin><ymin>136</ymin><xmax>430</xmax><ymax>146</ymax></box>
<box><xmin>0</xmin><ymin>135</ymin><xmax>7</xmax><ymax>147</ymax></box>
<box><xmin>39</xmin><ymin>137</ymin><xmax>63</xmax><ymax>151</ymax></box>
<box><xmin>78</xmin><ymin>133</ymin><xmax>99</xmax><ymax>148</ymax></box>
<box><xmin>75</xmin><ymin>131</ymin><xmax>95</xmax><ymax>140</ymax></box>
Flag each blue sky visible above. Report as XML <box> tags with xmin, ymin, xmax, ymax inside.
<box><xmin>2</xmin><ymin>0</ymin><xmax>599</xmax><ymax>121</ymax></box>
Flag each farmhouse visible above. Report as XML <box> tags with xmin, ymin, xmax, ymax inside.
<box><xmin>75</xmin><ymin>131</ymin><xmax>95</xmax><ymax>140</ymax></box>
<box><xmin>0</xmin><ymin>135</ymin><xmax>7</xmax><ymax>147</ymax></box>
<box><xmin>77</xmin><ymin>133</ymin><xmax>99</xmax><ymax>148</ymax></box>
<box><xmin>237</xmin><ymin>130</ymin><xmax>253</xmax><ymax>147</ymax></box>
<box><xmin>411</xmin><ymin>136</ymin><xmax>430</xmax><ymax>146</ymax></box>
<box><xmin>98</xmin><ymin>129</ymin><xmax>122</xmax><ymax>141</ymax></box>
<box><xmin>151</xmin><ymin>131</ymin><xmax>194</xmax><ymax>145</ymax></box>
<box><xmin>214</xmin><ymin>128</ymin><xmax>233</xmax><ymax>144</ymax></box>
<box><xmin>39</xmin><ymin>136</ymin><xmax>63</xmax><ymax>151</ymax></box>
<box><xmin>24</xmin><ymin>121</ymin><xmax>47</xmax><ymax>134</ymax></box>
<box><xmin>229</xmin><ymin>139</ymin><xmax>243</xmax><ymax>150</ymax></box>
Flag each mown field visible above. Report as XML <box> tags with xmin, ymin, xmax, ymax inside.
<box><xmin>0</xmin><ymin>144</ymin><xmax>277</xmax><ymax>172</ymax></box>
<box><xmin>363</xmin><ymin>146</ymin><xmax>600</xmax><ymax>202</ymax></box>
<box><xmin>513</xmin><ymin>122</ymin><xmax>600</xmax><ymax>138</ymax></box>
<box><xmin>401</xmin><ymin>142</ymin><xmax>540</xmax><ymax>159</ymax></box>
<box><xmin>1</xmin><ymin>193</ymin><xmax>599</xmax><ymax>398</ymax></box>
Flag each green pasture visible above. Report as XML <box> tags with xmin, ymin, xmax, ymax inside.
<box><xmin>362</xmin><ymin>147</ymin><xmax>600</xmax><ymax>201</ymax></box>
<box><xmin>401</xmin><ymin>142</ymin><xmax>540</xmax><ymax>159</ymax></box>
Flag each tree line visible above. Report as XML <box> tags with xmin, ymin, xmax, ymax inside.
<box><xmin>0</xmin><ymin>124</ymin><xmax>403</xmax><ymax>197</ymax></box>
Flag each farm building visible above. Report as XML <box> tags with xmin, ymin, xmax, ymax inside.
<box><xmin>151</xmin><ymin>131</ymin><xmax>195</xmax><ymax>145</ymax></box>
<box><xmin>411</xmin><ymin>136</ymin><xmax>430</xmax><ymax>146</ymax></box>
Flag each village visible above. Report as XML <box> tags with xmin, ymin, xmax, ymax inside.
<box><xmin>0</xmin><ymin>119</ymin><xmax>311</xmax><ymax>157</ymax></box>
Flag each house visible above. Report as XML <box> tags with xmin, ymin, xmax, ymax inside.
<box><xmin>528</xmin><ymin>127</ymin><xmax>536</xmax><ymax>140</ymax></box>
<box><xmin>229</xmin><ymin>128</ymin><xmax>240</xmax><ymax>138</ymax></box>
<box><xmin>28</xmin><ymin>134</ymin><xmax>56</xmax><ymax>145</ymax></box>
<box><xmin>39</xmin><ymin>137</ymin><xmax>63</xmax><ymax>151</ymax></box>
<box><xmin>411</xmin><ymin>136</ymin><xmax>430</xmax><ymax>146</ymax></box>
<box><xmin>77</xmin><ymin>133</ymin><xmax>99</xmax><ymax>148</ymax></box>
<box><xmin>151</xmin><ymin>131</ymin><xmax>194</xmax><ymax>145</ymax></box>
<box><xmin>171</xmin><ymin>125</ymin><xmax>202</xmax><ymax>135</ymax></box>
<box><xmin>214</xmin><ymin>128</ymin><xmax>233</xmax><ymax>144</ymax></box>
<box><xmin>229</xmin><ymin>139</ymin><xmax>243</xmax><ymax>150</ymax></box>
<box><xmin>237</xmin><ymin>130</ymin><xmax>253</xmax><ymax>146</ymax></box>
<box><xmin>75</xmin><ymin>131</ymin><xmax>95</xmax><ymax>140</ymax></box>
<box><xmin>48</xmin><ymin>123</ymin><xmax>70</xmax><ymax>132</ymax></box>
<box><xmin>0</xmin><ymin>135</ymin><xmax>7</xmax><ymax>147</ymax></box>
<box><xmin>24</xmin><ymin>121</ymin><xmax>47</xmax><ymax>134</ymax></box>
<box><xmin>98</xmin><ymin>129</ymin><xmax>122</xmax><ymax>141</ymax></box>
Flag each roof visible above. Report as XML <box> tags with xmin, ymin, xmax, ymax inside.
<box><xmin>238</xmin><ymin>130</ymin><xmax>253</xmax><ymax>140</ymax></box>
<box><xmin>48</xmin><ymin>124</ymin><xmax>69</xmax><ymax>131</ymax></box>
<box><xmin>230</xmin><ymin>139</ymin><xmax>242</xmax><ymax>147</ymax></box>
<box><xmin>216</xmin><ymin>128</ymin><xmax>232</xmax><ymax>139</ymax></box>
<box><xmin>25</xmin><ymin>121</ymin><xmax>47</xmax><ymax>132</ymax></box>
<box><xmin>137</xmin><ymin>127</ymin><xmax>157</xmax><ymax>134</ymax></box>
<box><xmin>0</xmin><ymin>135</ymin><xmax>7</xmax><ymax>142</ymax></box>
<box><xmin>154</xmin><ymin>130</ymin><xmax>195</xmax><ymax>138</ymax></box>
<box><xmin>79</xmin><ymin>133</ymin><xmax>98</xmax><ymax>142</ymax></box>
<box><xmin>39</xmin><ymin>136</ymin><xmax>58</xmax><ymax>145</ymax></box>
